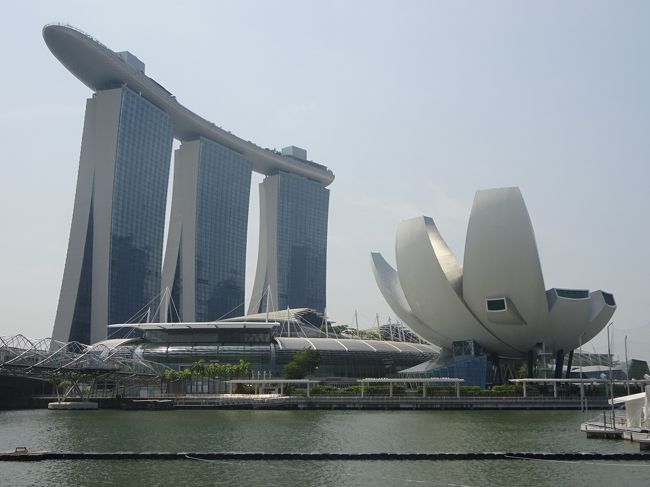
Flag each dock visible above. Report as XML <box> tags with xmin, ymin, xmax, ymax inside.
<box><xmin>585</xmin><ymin>429</ymin><xmax>624</xmax><ymax>440</ymax></box>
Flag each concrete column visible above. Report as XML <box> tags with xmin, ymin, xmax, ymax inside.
<box><xmin>491</xmin><ymin>353</ymin><xmax>502</xmax><ymax>384</ymax></box>
<box><xmin>554</xmin><ymin>349</ymin><xmax>564</xmax><ymax>379</ymax></box>
<box><xmin>389</xmin><ymin>383</ymin><xmax>393</xmax><ymax>397</ymax></box>
<box><xmin>565</xmin><ymin>350</ymin><xmax>574</xmax><ymax>379</ymax></box>
<box><xmin>456</xmin><ymin>382</ymin><xmax>460</xmax><ymax>398</ymax></box>
<box><xmin>523</xmin><ymin>382</ymin><xmax>527</xmax><ymax>398</ymax></box>
<box><xmin>553</xmin><ymin>382</ymin><xmax>557</xmax><ymax>398</ymax></box>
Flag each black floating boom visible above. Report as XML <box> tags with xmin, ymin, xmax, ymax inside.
<box><xmin>1</xmin><ymin>450</ymin><xmax>649</xmax><ymax>462</ymax></box>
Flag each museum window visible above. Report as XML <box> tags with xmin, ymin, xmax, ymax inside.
<box><xmin>486</xmin><ymin>298</ymin><xmax>506</xmax><ymax>311</ymax></box>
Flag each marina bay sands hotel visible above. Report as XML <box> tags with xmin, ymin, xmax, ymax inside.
<box><xmin>44</xmin><ymin>25</ymin><xmax>335</xmax><ymax>344</ymax></box>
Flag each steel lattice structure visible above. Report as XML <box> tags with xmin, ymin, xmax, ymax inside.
<box><xmin>0</xmin><ymin>335</ymin><xmax>170</xmax><ymax>384</ymax></box>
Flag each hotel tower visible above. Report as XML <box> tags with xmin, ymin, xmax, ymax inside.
<box><xmin>44</xmin><ymin>24</ymin><xmax>334</xmax><ymax>344</ymax></box>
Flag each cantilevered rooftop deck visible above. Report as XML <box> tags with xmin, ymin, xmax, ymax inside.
<box><xmin>43</xmin><ymin>23</ymin><xmax>334</xmax><ymax>186</ymax></box>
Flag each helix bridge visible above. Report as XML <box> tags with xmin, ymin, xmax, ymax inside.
<box><xmin>0</xmin><ymin>335</ymin><xmax>170</xmax><ymax>400</ymax></box>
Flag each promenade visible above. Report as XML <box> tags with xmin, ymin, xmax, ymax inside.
<box><xmin>164</xmin><ymin>394</ymin><xmax>609</xmax><ymax>410</ymax></box>
<box><xmin>31</xmin><ymin>393</ymin><xmax>610</xmax><ymax>410</ymax></box>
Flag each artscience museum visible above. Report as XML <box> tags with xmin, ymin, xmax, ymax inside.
<box><xmin>371</xmin><ymin>187</ymin><xmax>616</xmax><ymax>383</ymax></box>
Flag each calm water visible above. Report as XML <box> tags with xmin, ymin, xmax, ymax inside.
<box><xmin>0</xmin><ymin>409</ymin><xmax>648</xmax><ymax>486</ymax></box>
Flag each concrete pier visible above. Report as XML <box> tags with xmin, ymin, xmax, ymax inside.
<box><xmin>162</xmin><ymin>395</ymin><xmax>607</xmax><ymax>410</ymax></box>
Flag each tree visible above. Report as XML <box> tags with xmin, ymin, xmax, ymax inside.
<box><xmin>320</xmin><ymin>324</ymin><xmax>350</xmax><ymax>336</ymax></box>
<box><xmin>360</xmin><ymin>328</ymin><xmax>393</xmax><ymax>340</ymax></box>
<box><xmin>283</xmin><ymin>349</ymin><xmax>321</xmax><ymax>379</ymax></box>
<box><xmin>162</xmin><ymin>359</ymin><xmax>252</xmax><ymax>382</ymax></box>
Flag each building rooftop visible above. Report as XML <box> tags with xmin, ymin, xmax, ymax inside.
<box><xmin>42</xmin><ymin>23</ymin><xmax>334</xmax><ymax>186</ymax></box>
<box><xmin>108</xmin><ymin>322</ymin><xmax>278</xmax><ymax>331</ymax></box>
<box><xmin>275</xmin><ymin>336</ymin><xmax>436</xmax><ymax>354</ymax></box>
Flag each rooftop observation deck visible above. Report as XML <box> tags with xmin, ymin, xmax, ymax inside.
<box><xmin>42</xmin><ymin>23</ymin><xmax>334</xmax><ymax>186</ymax></box>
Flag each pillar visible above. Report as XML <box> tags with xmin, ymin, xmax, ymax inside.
<box><xmin>554</xmin><ymin>349</ymin><xmax>564</xmax><ymax>379</ymax></box>
<box><xmin>527</xmin><ymin>351</ymin><xmax>534</xmax><ymax>377</ymax></box>
<box><xmin>565</xmin><ymin>350</ymin><xmax>574</xmax><ymax>379</ymax></box>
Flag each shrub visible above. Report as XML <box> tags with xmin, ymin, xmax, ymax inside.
<box><xmin>310</xmin><ymin>384</ymin><xmax>341</xmax><ymax>395</ymax></box>
<box><xmin>491</xmin><ymin>384</ymin><xmax>518</xmax><ymax>395</ymax></box>
<box><xmin>234</xmin><ymin>383</ymin><xmax>255</xmax><ymax>394</ymax></box>
<box><xmin>342</xmin><ymin>385</ymin><xmax>362</xmax><ymax>394</ymax></box>
<box><xmin>460</xmin><ymin>386</ymin><xmax>481</xmax><ymax>395</ymax></box>
<box><xmin>283</xmin><ymin>349</ymin><xmax>321</xmax><ymax>379</ymax></box>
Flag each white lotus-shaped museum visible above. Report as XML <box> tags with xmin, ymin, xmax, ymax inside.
<box><xmin>371</xmin><ymin>187</ymin><xmax>616</xmax><ymax>358</ymax></box>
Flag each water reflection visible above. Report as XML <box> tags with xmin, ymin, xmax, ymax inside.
<box><xmin>0</xmin><ymin>409</ymin><xmax>647</xmax><ymax>486</ymax></box>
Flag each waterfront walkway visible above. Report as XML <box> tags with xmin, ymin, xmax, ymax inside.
<box><xmin>166</xmin><ymin>394</ymin><xmax>608</xmax><ymax>410</ymax></box>
<box><xmin>34</xmin><ymin>393</ymin><xmax>609</xmax><ymax>410</ymax></box>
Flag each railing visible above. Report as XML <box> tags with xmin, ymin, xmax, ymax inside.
<box><xmin>44</xmin><ymin>23</ymin><xmax>111</xmax><ymax>50</ymax></box>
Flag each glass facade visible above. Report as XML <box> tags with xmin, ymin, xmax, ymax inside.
<box><xmin>69</xmin><ymin>203</ymin><xmax>94</xmax><ymax>344</ymax></box>
<box><xmin>556</xmin><ymin>289</ymin><xmax>589</xmax><ymax>300</ymax></box>
<box><xmin>136</xmin><ymin>338</ymin><xmax>433</xmax><ymax>378</ymax></box>
<box><xmin>262</xmin><ymin>171</ymin><xmax>329</xmax><ymax>313</ymax></box>
<box><xmin>194</xmin><ymin>137</ymin><xmax>252</xmax><ymax>320</ymax></box>
<box><xmin>602</xmin><ymin>292</ymin><xmax>616</xmax><ymax>306</ymax></box>
<box><xmin>425</xmin><ymin>355</ymin><xmax>490</xmax><ymax>389</ymax></box>
<box><xmin>168</xmin><ymin>249</ymin><xmax>182</xmax><ymax>322</ymax></box>
<box><xmin>486</xmin><ymin>298</ymin><xmax>506</xmax><ymax>311</ymax></box>
<box><xmin>109</xmin><ymin>88</ymin><xmax>174</xmax><ymax>326</ymax></box>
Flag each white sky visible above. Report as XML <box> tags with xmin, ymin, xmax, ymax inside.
<box><xmin>1</xmin><ymin>1</ymin><xmax>648</xmax><ymax>363</ymax></box>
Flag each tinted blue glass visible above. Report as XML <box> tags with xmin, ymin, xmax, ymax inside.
<box><xmin>486</xmin><ymin>298</ymin><xmax>506</xmax><ymax>311</ymax></box>
<box><xmin>275</xmin><ymin>171</ymin><xmax>329</xmax><ymax>313</ymax></box>
<box><xmin>109</xmin><ymin>88</ymin><xmax>173</xmax><ymax>326</ymax></box>
<box><xmin>195</xmin><ymin>137</ymin><xmax>252</xmax><ymax>320</ymax></box>
<box><xmin>169</xmin><ymin>249</ymin><xmax>182</xmax><ymax>322</ymax></box>
<box><xmin>69</xmin><ymin>203</ymin><xmax>93</xmax><ymax>343</ymax></box>
<box><xmin>602</xmin><ymin>292</ymin><xmax>616</xmax><ymax>306</ymax></box>
<box><xmin>556</xmin><ymin>289</ymin><xmax>589</xmax><ymax>299</ymax></box>
<box><xmin>426</xmin><ymin>355</ymin><xmax>489</xmax><ymax>388</ymax></box>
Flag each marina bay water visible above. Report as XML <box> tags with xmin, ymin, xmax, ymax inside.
<box><xmin>1</xmin><ymin>409</ymin><xmax>649</xmax><ymax>486</ymax></box>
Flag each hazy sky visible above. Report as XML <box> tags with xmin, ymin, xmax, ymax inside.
<box><xmin>1</xmin><ymin>1</ymin><xmax>648</xmax><ymax>362</ymax></box>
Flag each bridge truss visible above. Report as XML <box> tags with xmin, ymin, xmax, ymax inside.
<box><xmin>0</xmin><ymin>335</ymin><xmax>169</xmax><ymax>401</ymax></box>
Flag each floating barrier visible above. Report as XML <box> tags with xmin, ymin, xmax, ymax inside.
<box><xmin>1</xmin><ymin>449</ymin><xmax>649</xmax><ymax>462</ymax></box>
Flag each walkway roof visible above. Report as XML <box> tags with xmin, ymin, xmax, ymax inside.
<box><xmin>275</xmin><ymin>336</ymin><xmax>436</xmax><ymax>354</ymax></box>
<box><xmin>108</xmin><ymin>322</ymin><xmax>277</xmax><ymax>331</ymax></box>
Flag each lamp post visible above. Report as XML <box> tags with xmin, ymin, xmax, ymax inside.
<box><xmin>625</xmin><ymin>335</ymin><xmax>630</xmax><ymax>395</ymax></box>
<box><xmin>579</xmin><ymin>332</ymin><xmax>585</xmax><ymax>415</ymax></box>
<box><xmin>606</xmin><ymin>322</ymin><xmax>615</xmax><ymax>429</ymax></box>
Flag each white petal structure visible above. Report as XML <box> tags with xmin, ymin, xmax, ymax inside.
<box><xmin>546</xmin><ymin>288</ymin><xmax>591</xmax><ymax>352</ymax></box>
<box><xmin>584</xmin><ymin>291</ymin><xmax>617</xmax><ymax>343</ymax></box>
<box><xmin>371</xmin><ymin>187</ymin><xmax>616</xmax><ymax>358</ymax></box>
<box><xmin>463</xmin><ymin>188</ymin><xmax>549</xmax><ymax>351</ymax></box>
<box><xmin>371</xmin><ymin>252</ymin><xmax>451</xmax><ymax>347</ymax></box>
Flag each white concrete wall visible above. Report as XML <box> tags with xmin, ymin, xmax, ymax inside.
<box><xmin>161</xmin><ymin>140</ymin><xmax>200</xmax><ymax>322</ymax></box>
<box><xmin>89</xmin><ymin>89</ymin><xmax>122</xmax><ymax>344</ymax></box>
<box><xmin>248</xmin><ymin>175</ymin><xmax>279</xmax><ymax>314</ymax></box>
<box><xmin>463</xmin><ymin>187</ymin><xmax>549</xmax><ymax>351</ymax></box>
<box><xmin>52</xmin><ymin>97</ymin><xmax>97</xmax><ymax>343</ymax></box>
